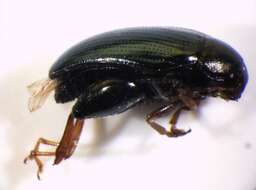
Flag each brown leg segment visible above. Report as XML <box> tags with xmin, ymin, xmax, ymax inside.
<box><xmin>146</xmin><ymin>104</ymin><xmax>176</xmax><ymax>136</ymax></box>
<box><xmin>24</xmin><ymin>138</ymin><xmax>58</xmax><ymax>180</ymax></box>
<box><xmin>168</xmin><ymin>106</ymin><xmax>191</xmax><ymax>137</ymax></box>
<box><xmin>146</xmin><ymin>100</ymin><xmax>194</xmax><ymax>137</ymax></box>
<box><xmin>24</xmin><ymin>114</ymin><xmax>85</xmax><ymax>179</ymax></box>
<box><xmin>54</xmin><ymin>114</ymin><xmax>84</xmax><ymax>165</ymax></box>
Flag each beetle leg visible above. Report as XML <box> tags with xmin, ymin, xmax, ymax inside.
<box><xmin>146</xmin><ymin>103</ymin><xmax>179</xmax><ymax>137</ymax></box>
<box><xmin>146</xmin><ymin>104</ymin><xmax>174</xmax><ymax>135</ymax></box>
<box><xmin>71</xmin><ymin>80</ymin><xmax>145</xmax><ymax>118</ymax></box>
<box><xmin>167</xmin><ymin>106</ymin><xmax>191</xmax><ymax>137</ymax></box>
<box><xmin>178</xmin><ymin>95</ymin><xmax>200</xmax><ymax>110</ymax></box>
<box><xmin>54</xmin><ymin>114</ymin><xmax>84</xmax><ymax>165</ymax></box>
<box><xmin>24</xmin><ymin>114</ymin><xmax>84</xmax><ymax>179</ymax></box>
<box><xmin>166</xmin><ymin>95</ymin><xmax>200</xmax><ymax>136</ymax></box>
<box><xmin>146</xmin><ymin>102</ymin><xmax>191</xmax><ymax>137</ymax></box>
<box><xmin>24</xmin><ymin>138</ymin><xmax>59</xmax><ymax>180</ymax></box>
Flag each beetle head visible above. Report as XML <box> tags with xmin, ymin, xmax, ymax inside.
<box><xmin>198</xmin><ymin>38</ymin><xmax>248</xmax><ymax>100</ymax></box>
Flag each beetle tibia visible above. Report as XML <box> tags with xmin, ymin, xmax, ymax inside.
<box><xmin>28</xmin><ymin>78</ymin><xmax>57</xmax><ymax>112</ymax></box>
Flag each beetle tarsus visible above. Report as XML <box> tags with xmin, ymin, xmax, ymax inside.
<box><xmin>166</xmin><ymin>128</ymin><xmax>192</xmax><ymax>137</ymax></box>
<box><xmin>146</xmin><ymin>102</ymin><xmax>192</xmax><ymax>138</ymax></box>
<box><xmin>24</xmin><ymin>115</ymin><xmax>84</xmax><ymax>179</ymax></box>
<box><xmin>24</xmin><ymin>138</ymin><xmax>58</xmax><ymax>180</ymax></box>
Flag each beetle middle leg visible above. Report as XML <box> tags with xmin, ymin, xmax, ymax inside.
<box><xmin>146</xmin><ymin>96</ymin><xmax>198</xmax><ymax>137</ymax></box>
<box><xmin>146</xmin><ymin>104</ymin><xmax>190</xmax><ymax>137</ymax></box>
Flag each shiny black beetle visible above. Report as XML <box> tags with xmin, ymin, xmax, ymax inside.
<box><xmin>24</xmin><ymin>27</ymin><xmax>248</xmax><ymax>179</ymax></box>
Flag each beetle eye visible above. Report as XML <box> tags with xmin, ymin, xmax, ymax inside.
<box><xmin>205</xmin><ymin>61</ymin><xmax>231</xmax><ymax>74</ymax></box>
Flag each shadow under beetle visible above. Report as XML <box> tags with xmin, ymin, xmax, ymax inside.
<box><xmin>24</xmin><ymin>27</ymin><xmax>248</xmax><ymax>179</ymax></box>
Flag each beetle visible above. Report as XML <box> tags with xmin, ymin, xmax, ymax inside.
<box><xmin>24</xmin><ymin>27</ymin><xmax>248</xmax><ymax>179</ymax></box>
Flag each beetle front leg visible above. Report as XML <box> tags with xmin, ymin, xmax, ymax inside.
<box><xmin>146</xmin><ymin>104</ymin><xmax>175</xmax><ymax>136</ymax></box>
<box><xmin>146</xmin><ymin>102</ymin><xmax>191</xmax><ymax>137</ymax></box>
<box><xmin>167</xmin><ymin>106</ymin><xmax>191</xmax><ymax>137</ymax></box>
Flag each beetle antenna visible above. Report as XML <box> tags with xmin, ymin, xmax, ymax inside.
<box><xmin>28</xmin><ymin>79</ymin><xmax>57</xmax><ymax>112</ymax></box>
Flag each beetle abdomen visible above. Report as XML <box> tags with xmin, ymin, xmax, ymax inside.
<box><xmin>49</xmin><ymin>27</ymin><xmax>207</xmax><ymax>79</ymax></box>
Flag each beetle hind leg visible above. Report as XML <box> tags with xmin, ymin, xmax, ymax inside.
<box><xmin>54</xmin><ymin>114</ymin><xmax>84</xmax><ymax>165</ymax></box>
<box><xmin>24</xmin><ymin>114</ymin><xmax>85</xmax><ymax>179</ymax></box>
<box><xmin>72</xmin><ymin>80</ymin><xmax>145</xmax><ymax>119</ymax></box>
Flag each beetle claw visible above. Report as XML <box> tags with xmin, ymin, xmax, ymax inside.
<box><xmin>23</xmin><ymin>157</ymin><xmax>29</xmax><ymax>164</ymax></box>
<box><xmin>167</xmin><ymin>126</ymin><xmax>191</xmax><ymax>137</ymax></box>
<box><xmin>24</xmin><ymin>138</ymin><xmax>58</xmax><ymax>179</ymax></box>
<box><xmin>23</xmin><ymin>150</ymin><xmax>35</xmax><ymax>164</ymax></box>
<box><xmin>37</xmin><ymin>165</ymin><xmax>43</xmax><ymax>180</ymax></box>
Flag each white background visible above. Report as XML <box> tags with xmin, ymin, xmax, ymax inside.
<box><xmin>1</xmin><ymin>0</ymin><xmax>256</xmax><ymax>189</ymax></box>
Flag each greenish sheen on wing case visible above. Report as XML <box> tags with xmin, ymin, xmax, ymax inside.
<box><xmin>49</xmin><ymin>27</ymin><xmax>207</xmax><ymax>78</ymax></box>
